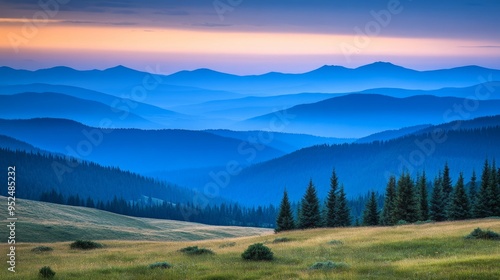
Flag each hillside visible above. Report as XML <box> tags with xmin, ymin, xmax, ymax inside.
<box><xmin>0</xmin><ymin>197</ymin><xmax>271</xmax><ymax>243</ymax></box>
<box><xmin>0</xmin><ymin>118</ymin><xmax>285</xmax><ymax>173</ymax></box>
<box><xmin>241</xmin><ymin>94</ymin><xmax>500</xmax><ymax>137</ymax></box>
<box><xmin>0</xmin><ymin>92</ymin><xmax>162</xmax><ymax>128</ymax></box>
<box><xmin>3</xmin><ymin>217</ymin><xmax>499</xmax><ymax>279</ymax></box>
<box><xmin>208</xmin><ymin>124</ymin><xmax>500</xmax><ymax>205</ymax></box>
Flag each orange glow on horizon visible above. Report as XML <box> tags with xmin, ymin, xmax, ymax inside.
<box><xmin>1</xmin><ymin>22</ymin><xmax>498</xmax><ymax>59</ymax></box>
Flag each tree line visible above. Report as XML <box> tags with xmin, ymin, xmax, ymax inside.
<box><xmin>276</xmin><ymin>159</ymin><xmax>500</xmax><ymax>232</ymax></box>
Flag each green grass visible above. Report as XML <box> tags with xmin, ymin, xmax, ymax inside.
<box><xmin>0</xmin><ymin>196</ymin><xmax>271</xmax><ymax>242</ymax></box>
<box><xmin>1</xmin><ymin>197</ymin><xmax>499</xmax><ymax>279</ymax></box>
<box><xmin>0</xmin><ymin>218</ymin><xmax>498</xmax><ymax>279</ymax></box>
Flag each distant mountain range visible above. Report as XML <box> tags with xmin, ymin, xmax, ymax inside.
<box><xmin>2</xmin><ymin>62</ymin><xmax>500</xmax><ymax>96</ymax></box>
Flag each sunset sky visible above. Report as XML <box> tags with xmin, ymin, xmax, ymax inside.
<box><xmin>0</xmin><ymin>0</ymin><xmax>499</xmax><ymax>74</ymax></box>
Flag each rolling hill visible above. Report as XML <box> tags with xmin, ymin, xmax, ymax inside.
<box><xmin>193</xmin><ymin>118</ymin><xmax>500</xmax><ymax>206</ymax></box>
<box><xmin>0</xmin><ymin>196</ymin><xmax>271</xmax><ymax>243</ymax></box>
<box><xmin>0</xmin><ymin>84</ymin><xmax>193</xmax><ymax>126</ymax></box>
<box><xmin>0</xmin><ymin>118</ymin><xmax>285</xmax><ymax>173</ymax></box>
<box><xmin>240</xmin><ymin>94</ymin><xmax>500</xmax><ymax>138</ymax></box>
<box><xmin>0</xmin><ymin>92</ymin><xmax>162</xmax><ymax>128</ymax></box>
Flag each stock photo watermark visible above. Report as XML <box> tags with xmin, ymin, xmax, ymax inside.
<box><xmin>51</xmin><ymin>65</ymin><xmax>167</xmax><ymax>183</ymax></box>
<box><xmin>339</xmin><ymin>0</ymin><xmax>410</xmax><ymax>63</ymax></box>
<box><xmin>181</xmin><ymin>109</ymin><xmax>296</xmax><ymax>221</ymax></box>
<box><xmin>6</xmin><ymin>166</ymin><xmax>17</xmax><ymax>273</ymax></box>
<box><xmin>8</xmin><ymin>0</ymin><xmax>71</xmax><ymax>53</ymax></box>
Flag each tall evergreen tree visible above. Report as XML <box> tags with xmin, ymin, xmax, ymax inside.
<box><xmin>275</xmin><ymin>190</ymin><xmax>295</xmax><ymax>232</ymax></box>
<box><xmin>449</xmin><ymin>172</ymin><xmax>470</xmax><ymax>220</ymax></box>
<box><xmin>363</xmin><ymin>191</ymin><xmax>379</xmax><ymax>226</ymax></box>
<box><xmin>394</xmin><ymin>173</ymin><xmax>419</xmax><ymax>223</ymax></box>
<box><xmin>469</xmin><ymin>170</ymin><xmax>478</xmax><ymax>218</ymax></box>
<box><xmin>430</xmin><ymin>174</ymin><xmax>446</xmax><ymax>221</ymax></box>
<box><xmin>441</xmin><ymin>162</ymin><xmax>453</xmax><ymax>218</ymax></box>
<box><xmin>325</xmin><ymin>168</ymin><xmax>339</xmax><ymax>227</ymax></box>
<box><xmin>417</xmin><ymin>171</ymin><xmax>429</xmax><ymax>221</ymax></box>
<box><xmin>335</xmin><ymin>184</ymin><xmax>351</xmax><ymax>227</ymax></box>
<box><xmin>381</xmin><ymin>176</ymin><xmax>397</xmax><ymax>226</ymax></box>
<box><xmin>489</xmin><ymin>160</ymin><xmax>500</xmax><ymax>216</ymax></box>
<box><xmin>475</xmin><ymin>160</ymin><xmax>493</xmax><ymax>218</ymax></box>
<box><xmin>298</xmin><ymin>179</ymin><xmax>322</xmax><ymax>229</ymax></box>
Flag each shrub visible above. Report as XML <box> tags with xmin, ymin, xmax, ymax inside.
<box><xmin>465</xmin><ymin>228</ymin><xmax>500</xmax><ymax>240</ymax></box>
<box><xmin>39</xmin><ymin>266</ymin><xmax>56</xmax><ymax>278</ymax></box>
<box><xmin>309</xmin><ymin>261</ymin><xmax>349</xmax><ymax>270</ymax></box>
<box><xmin>31</xmin><ymin>246</ymin><xmax>53</xmax><ymax>253</ymax></box>
<box><xmin>149</xmin><ymin>262</ymin><xmax>172</xmax><ymax>269</ymax></box>
<box><xmin>179</xmin><ymin>246</ymin><xmax>214</xmax><ymax>255</ymax></box>
<box><xmin>70</xmin><ymin>240</ymin><xmax>104</xmax><ymax>250</ymax></box>
<box><xmin>218</xmin><ymin>242</ymin><xmax>236</xmax><ymax>248</ymax></box>
<box><xmin>241</xmin><ymin>243</ymin><xmax>274</xmax><ymax>261</ymax></box>
<box><xmin>272</xmin><ymin>237</ymin><xmax>292</xmax><ymax>243</ymax></box>
<box><xmin>328</xmin><ymin>240</ymin><xmax>344</xmax><ymax>246</ymax></box>
<box><xmin>396</xmin><ymin>220</ymin><xmax>408</xmax><ymax>225</ymax></box>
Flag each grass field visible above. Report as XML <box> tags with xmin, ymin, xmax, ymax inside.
<box><xmin>1</xmin><ymin>198</ymin><xmax>499</xmax><ymax>279</ymax></box>
<box><xmin>0</xmin><ymin>197</ymin><xmax>272</xmax><ymax>242</ymax></box>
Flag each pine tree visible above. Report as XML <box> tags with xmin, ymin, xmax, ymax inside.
<box><xmin>449</xmin><ymin>172</ymin><xmax>470</xmax><ymax>220</ymax></box>
<box><xmin>298</xmin><ymin>179</ymin><xmax>322</xmax><ymax>229</ymax></box>
<box><xmin>335</xmin><ymin>184</ymin><xmax>351</xmax><ymax>227</ymax></box>
<box><xmin>469</xmin><ymin>170</ymin><xmax>478</xmax><ymax>218</ymax></box>
<box><xmin>489</xmin><ymin>160</ymin><xmax>500</xmax><ymax>216</ymax></box>
<box><xmin>275</xmin><ymin>190</ymin><xmax>295</xmax><ymax>232</ymax></box>
<box><xmin>441</xmin><ymin>162</ymin><xmax>453</xmax><ymax>219</ymax></box>
<box><xmin>363</xmin><ymin>191</ymin><xmax>379</xmax><ymax>226</ymax></box>
<box><xmin>325</xmin><ymin>168</ymin><xmax>339</xmax><ymax>227</ymax></box>
<box><xmin>381</xmin><ymin>176</ymin><xmax>397</xmax><ymax>226</ymax></box>
<box><xmin>394</xmin><ymin>173</ymin><xmax>419</xmax><ymax>223</ymax></box>
<box><xmin>417</xmin><ymin>171</ymin><xmax>429</xmax><ymax>221</ymax></box>
<box><xmin>430</xmin><ymin>174</ymin><xmax>446</xmax><ymax>221</ymax></box>
<box><xmin>475</xmin><ymin>160</ymin><xmax>493</xmax><ymax>218</ymax></box>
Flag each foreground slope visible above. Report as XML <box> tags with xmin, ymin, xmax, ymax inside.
<box><xmin>4</xmin><ymin>218</ymin><xmax>499</xmax><ymax>279</ymax></box>
<box><xmin>0</xmin><ymin>197</ymin><xmax>271</xmax><ymax>243</ymax></box>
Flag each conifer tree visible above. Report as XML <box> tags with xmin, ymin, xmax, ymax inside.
<box><xmin>417</xmin><ymin>171</ymin><xmax>429</xmax><ymax>221</ymax></box>
<box><xmin>441</xmin><ymin>163</ymin><xmax>453</xmax><ymax>218</ymax></box>
<box><xmin>298</xmin><ymin>179</ymin><xmax>322</xmax><ymax>229</ymax></box>
<box><xmin>335</xmin><ymin>184</ymin><xmax>351</xmax><ymax>227</ymax></box>
<box><xmin>275</xmin><ymin>190</ymin><xmax>295</xmax><ymax>232</ymax></box>
<box><xmin>469</xmin><ymin>170</ymin><xmax>478</xmax><ymax>218</ymax></box>
<box><xmin>430</xmin><ymin>174</ymin><xmax>446</xmax><ymax>221</ymax></box>
<box><xmin>449</xmin><ymin>173</ymin><xmax>470</xmax><ymax>220</ymax></box>
<box><xmin>394</xmin><ymin>173</ymin><xmax>419</xmax><ymax>223</ymax></box>
<box><xmin>381</xmin><ymin>176</ymin><xmax>397</xmax><ymax>225</ymax></box>
<box><xmin>325</xmin><ymin>168</ymin><xmax>339</xmax><ymax>227</ymax></box>
<box><xmin>475</xmin><ymin>160</ymin><xmax>493</xmax><ymax>218</ymax></box>
<box><xmin>489</xmin><ymin>160</ymin><xmax>500</xmax><ymax>216</ymax></box>
<box><xmin>363</xmin><ymin>191</ymin><xmax>379</xmax><ymax>226</ymax></box>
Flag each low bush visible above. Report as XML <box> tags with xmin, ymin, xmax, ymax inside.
<box><xmin>39</xmin><ymin>266</ymin><xmax>56</xmax><ymax>278</ymax></box>
<box><xmin>272</xmin><ymin>237</ymin><xmax>292</xmax><ymax>243</ymax></box>
<box><xmin>70</xmin><ymin>240</ymin><xmax>104</xmax><ymax>250</ymax></box>
<box><xmin>328</xmin><ymin>240</ymin><xmax>344</xmax><ymax>246</ymax></box>
<box><xmin>465</xmin><ymin>228</ymin><xmax>500</xmax><ymax>240</ymax></box>
<box><xmin>31</xmin><ymin>246</ymin><xmax>53</xmax><ymax>253</ymax></box>
<box><xmin>179</xmin><ymin>246</ymin><xmax>214</xmax><ymax>255</ymax></box>
<box><xmin>149</xmin><ymin>262</ymin><xmax>172</xmax><ymax>269</ymax></box>
<box><xmin>396</xmin><ymin>220</ymin><xmax>408</xmax><ymax>225</ymax></box>
<box><xmin>309</xmin><ymin>261</ymin><xmax>349</xmax><ymax>270</ymax></box>
<box><xmin>241</xmin><ymin>243</ymin><xmax>274</xmax><ymax>261</ymax></box>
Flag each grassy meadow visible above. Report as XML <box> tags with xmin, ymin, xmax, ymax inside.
<box><xmin>1</xmin><ymin>218</ymin><xmax>499</xmax><ymax>279</ymax></box>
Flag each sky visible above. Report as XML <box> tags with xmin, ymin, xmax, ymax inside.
<box><xmin>0</xmin><ymin>0</ymin><xmax>499</xmax><ymax>74</ymax></box>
